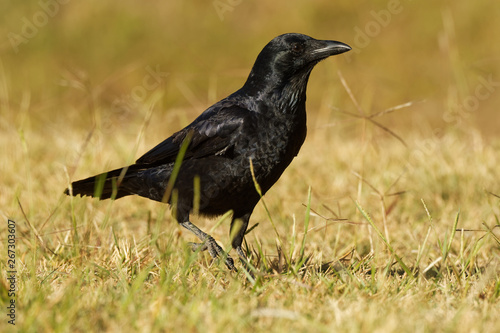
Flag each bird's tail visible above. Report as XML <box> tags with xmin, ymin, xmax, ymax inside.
<box><xmin>65</xmin><ymin>165</ymin><xmax>142</xmax><ymax>200</ymax></box>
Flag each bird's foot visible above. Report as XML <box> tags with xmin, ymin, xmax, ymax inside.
<box><xmin>189</xmin><ymin>236</ymin><xmax>236</xmax><ymax>271</ymax></box>
<box><xmin>236</xmin><ymin>246</ymin><xmax>255</xmax><ymax>280</ymax></box>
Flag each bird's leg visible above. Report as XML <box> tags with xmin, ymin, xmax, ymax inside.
<box><xmin>235</xmin><ymin>245</ymin><xmax>255</xmax><ymax>279</ymax></box>
<box><xmin>236</xmin><ymin>245</ymin><xmax>250</xmax><ymax>269</ymax></box>
<box><xmin>179</xmin><ymin>220</ymin><xmax>235</xmax><ymax>271</ymax></box>
<box><xmin>231</xmin><ymin>213</ymin><xmax>255</xmax><ymax>277</ymax></box>
<box><xmin>236</xmin><ymin>245</ymin><xmax>247</xmax><ymax>260</ymax></box>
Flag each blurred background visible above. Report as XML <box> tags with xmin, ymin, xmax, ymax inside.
<box><xmin>0</xmin><ymin>0</ymin><xmax>499</xmax><ymax>228</ymax></box>
<box><xmin>1</xmin><ymin>0</ymin><xmax>498</xmax><ymax>131</ymax></box>
<box><xmin>1</xmin><ymin>5</ymin><xmax>499</xmax><ymax>330</ymax></box>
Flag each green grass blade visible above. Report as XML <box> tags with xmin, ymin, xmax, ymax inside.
<box><xmin>355</xmin><ymin>201</ymin><xmax>412</xmax><ymax>276</ymax></box>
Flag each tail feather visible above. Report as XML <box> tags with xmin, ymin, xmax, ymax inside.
<box><xmin>65</xmin><ymin>165</ymin><xmax>142</xmax><ymax>200</ymax></box>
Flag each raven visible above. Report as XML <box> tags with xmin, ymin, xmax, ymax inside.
<box><xmin>66</xmin><ymin>33</ymin><xmax>351</xmax><ymax>271</ymax></box>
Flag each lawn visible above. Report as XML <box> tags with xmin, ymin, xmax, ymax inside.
<box><xmin>1</xmin><ymin>1</ymin><xmax>499</xmax><ymax>332</ymax></box>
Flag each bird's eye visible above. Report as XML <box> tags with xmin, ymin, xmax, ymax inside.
<box><xmin>291</xmin><ymin>43</ymin><xmax>304</xmax><ymax>54</ymax></box>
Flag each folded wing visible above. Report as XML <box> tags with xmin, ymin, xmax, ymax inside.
<box><xmin>136</xmin><ymin>105</ymin><xmax>250</xmax><ymax>165</ymax></box>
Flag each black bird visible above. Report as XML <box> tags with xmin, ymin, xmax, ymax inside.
<box><xmin>66</xmin><ymin>33</ymin><xmax>351</xmax><ymax>271</ymax></box>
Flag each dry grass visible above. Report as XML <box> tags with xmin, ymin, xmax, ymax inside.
<box><xmin>1</xmin><ymin>0</ymin><xmax>500</xmax><ymax>332</ymax></box>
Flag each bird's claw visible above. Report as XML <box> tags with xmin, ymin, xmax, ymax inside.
<box><xmin>189</xmin><ymin>242</ymin><xmax>208</xmax><ymax>252</ymax></box>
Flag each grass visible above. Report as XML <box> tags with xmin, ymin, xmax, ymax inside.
<box><xmin>2</xmin><ymin>112</ymin><xmax>499</xmax><ymax>332</ymax></box>
<box><xmin>1</xmin><ymin>0</ymin><xmax>500</xmax><ymax>332</ymax></box>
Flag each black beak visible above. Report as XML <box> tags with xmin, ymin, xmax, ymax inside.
<box><xmin>310</xmin><ymin>40</ymin><xmax>351</xmax><ymax>60</ymax></box>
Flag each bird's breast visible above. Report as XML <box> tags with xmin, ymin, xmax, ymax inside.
<box><xmin>235</xmin><ymin>111</ymin><xmax>307</xmax><ymax>193</ymax></box>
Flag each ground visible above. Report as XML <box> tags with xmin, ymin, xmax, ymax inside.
<box><xmin>0</xmin><ymin>1</ymin><xmax>499</xmax><ymax>332</ymax></box>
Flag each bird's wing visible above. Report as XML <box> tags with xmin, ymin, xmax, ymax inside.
<box><xmin>136</xmin><ymin>104</ymin><xmax>249</xmax><ymax>165</ymax></box>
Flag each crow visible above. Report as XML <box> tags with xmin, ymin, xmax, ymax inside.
<box><xmin>66</xmin><ymin>33</ymin><xmax>351</xmax><ymax>271</ymax></box>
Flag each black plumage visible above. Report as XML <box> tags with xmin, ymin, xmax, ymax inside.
<box><xmin>66</xmin><ymin>33</ymin><xmax>351</xmax><ymax>270</ymax></box>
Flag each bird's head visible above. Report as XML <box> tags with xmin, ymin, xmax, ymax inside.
<box><xmin>243</xmin><ymin>33</ymin><xmax>351</xmax><ymax>97</ymax></box>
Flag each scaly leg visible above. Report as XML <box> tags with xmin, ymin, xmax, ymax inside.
<box><xmin>231</xmin><ymin>212</ymin><xmax>255</xmax><ymax>277</ymax></box>
<box><xmin>180</xmin><ymin>220</ymin><xmax>235</xmax><ymax>271</ymax></box>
